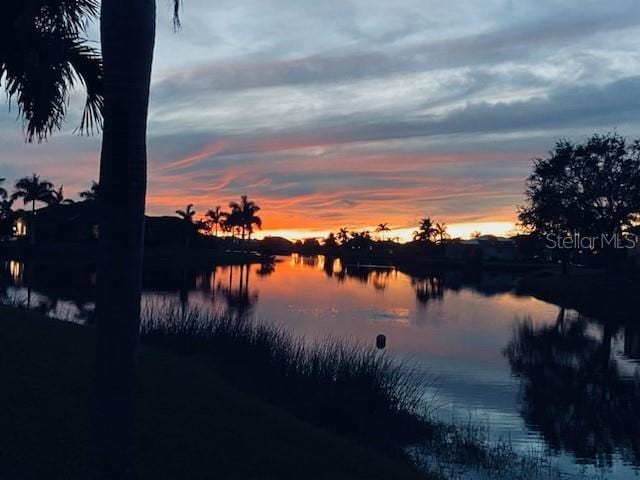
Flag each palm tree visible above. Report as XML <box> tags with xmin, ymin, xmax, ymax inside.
<box><xmin>0</xmin><ymin>178</ymin><xmax>7</xmax><ymax>200</ymax></box>
<box><xmin>375</xmin><ymin>222</ymin><xmax>391</xmax><ymax>241</ymax></box>
<box><xmin>11</xmin><ymin>174</ymin><xmax>55</xmax><ymax>245</ymax></box>
<box><xmin>49</xmin><ymin>186</ymin><xmax>74</xmax><ymax>206</ymax></box>
<box><xmin>471</xmin><ymin>230</ymin><xmax>482</xmax><ymax>239</ymax></box>
<box><xmin>434</xmin><ymin>222</ymin><xmax>449</xmax><ymax>244</ymax></box>
<box><xmin>337</xmin><ymin>227</ymin><xmax>350</xmax><ymax>245</ymax></box>
<box><xmin>94</xmin><ymin>4</ymin><xmax>180</xmax><ymax>477</ymax></box>
<box><xmin>229</xmin><ymin>195</ymin><xmax>262</xmax><ymax>247</ymax></box>
<box><xmin>206</xmin><ymin>206</ymin><xmax>224</xmax><ymax>237</ymax></box>
<box><xmin>176</xmin><ymin>204</ymin><xmax>196</xmax><ymax>249</ymax></box>
<box><xmin>1</xmin><ymin>1</ymin><xmax>103</xmax><ymax>141</ymax></box>
<box><xmin>79</xmin><ymin>181</ymin><xmax>100</xmax><ymax>201</ymax></box>
<box><xmin>3</xmin><ymin>1</ymin><xmax>179</xmax><ymax>475</ymax></box>
<box><xmin>413</xmin><ymin>217</ymin><xmax>436</xmax><ymax>243</ymax></box>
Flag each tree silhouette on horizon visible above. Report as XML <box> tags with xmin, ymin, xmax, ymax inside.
<box><xmin>229</xmin><ymin>195</ymin><xmax>262</xmax><ymax>248</ymax></box>
<box><xmin>11</xmin><ymin>174</ymin><xmax>55</xmax><ymax>245</ymax></box>
<box><xmin>337</xmin><ymin>227</ymin><xmax>350</xmax><ymax>245</ymax></box>
<box><xmin>413</xmin><ymin>217</ymin><xmax>436</xmax><ymax>243</ymax></box>
<box><xmin>206</xmin><ymin>205</ymin><xmax>225</xmax><ymax>237</ymax></box>
<box><xmin>49</xmin><ymin>186</ymin><xmax>75</xmax><ymax>206</ymax></box>
<box><xmin>176</xmin><ymin>204</ymin><xmax>197</xmax><ymax>249</ymax></box>
<box><xmin>79</xmin><ymin>181</ymin><xmax>100</xmax><ymax>202</ymax></box>
<box><xmin>376</xmin><ymin>223</ymin><xmax>391</xmax><ymax>241</ymax></box>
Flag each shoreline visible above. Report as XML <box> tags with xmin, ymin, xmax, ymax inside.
<box><xmin>0</xmin><ymin>242</ymin><xmax>268</xmax><ymax>266</ymax></box>
<box><xmin>516</xmin><ymin>269</ymin><xmax>638</xmax><ymax>320</ymax></box>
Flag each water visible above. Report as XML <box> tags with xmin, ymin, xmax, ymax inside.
<box><xmin>2</xmin><ymin>254</ymin><xmax>640</xmax><ymax>478</ymax></box>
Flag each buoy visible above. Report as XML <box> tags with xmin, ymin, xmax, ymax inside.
<box><xmin>376</xmin><ymin>334</ymin><xmax>386</xmax><ymax>349</ymax></box>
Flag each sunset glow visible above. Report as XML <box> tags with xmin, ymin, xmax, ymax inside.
<box><xmin>3</xmin><ymin>1</ymin><xmax>639</xmax><ymax>241</ymax></box>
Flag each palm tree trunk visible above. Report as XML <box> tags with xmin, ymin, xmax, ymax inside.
<box><xmin>94</xmin><ymin>1</ymin><xmax>156</xmax><ymax>478</ymax></box>
<box><xmin>30</xmin><ymin>200</ymin><xmax>36</xmax><ymax>246</ymax></box>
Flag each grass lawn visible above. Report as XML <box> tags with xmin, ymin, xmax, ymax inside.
<box><xmin>0</xmin><ymin>307</ymin><xmax>428</xmax><ymax>480</ymax></box>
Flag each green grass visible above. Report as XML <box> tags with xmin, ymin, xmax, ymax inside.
<box><xmin>0</xmin><ymin>306</ymin><xmax>430</xmax><ymax>480</ymax></box>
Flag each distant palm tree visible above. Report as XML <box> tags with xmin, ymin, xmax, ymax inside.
<box><xmin>206</xmin><ymin>206</ymin><xmax>225</xmax><ymax>237</ymax></box>
<box><xmin>434</xmin><ymin>222</ymin><xmax>450</xmax><ymax>244</ymax></box>
<box><xmin>413</xmin><ymin>217</ymin><xmax>436</xmax><ymax>243</ymax></box>
<box><xmin>337</xmin><ymin>227</ymin><xmax>350</xmax><ymax>245</ymax></box>
<box><xmin>176</xmin><ymin>204</ymin><xmax>196</xmax><ymax>249</ymax></box>
<box><xmin>79</xmin><ymin>181</ymin><xmax>100</xmax><ymax>201</ymax></box>
<box><xmin>376</xmin><ymin>222</ymin><xmax>391</xmax><ymax>241</ymax></box>
<box><xmin>471</xmin><ymin>230</ymin><xmax>482</xmax><ymax>239</ymax></box>
<box><xmin>49</xmin><ymin>186</ymin><xmax>74</xmax><ymax>206</ymax></box>
<box><xmin>11</xmin><ymin>174</ymin><xmax>55</xmax><ymax>245</ymax></box>
<box><xmin>229</xmin><ymin>195</ymin><xmax>262</xmax><ymax>247</ymax></box>
<box><xmin>0</xmin><ymin>178</ymin><xmax>7</xmax><ymax>200</ymax></box>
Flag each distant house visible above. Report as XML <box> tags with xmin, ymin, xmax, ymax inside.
<box><xmin>32</xmin><ymin>202</ymin><xmax>99</xmax><ymax>243</ymax></box>
<box><xmin>445</xmin><ymin>235</ymin><xmax>516</xmax><ymax>262</ymax></box>
<box><xmin>5</xmin><ymin>203</ymin><xmax>189</xmax><ymax>248</ymax></box>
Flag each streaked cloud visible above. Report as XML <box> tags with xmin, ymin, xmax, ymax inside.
<box><xmin>2</xmin><ymin>0</ymin><xmax>640</xmax><ymax>238</ymax></box>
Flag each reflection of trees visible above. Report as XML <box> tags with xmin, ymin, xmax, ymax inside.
<box><xmin>505</xmin><ymin>310</ymin><xmax>640</xmax><ymax>466</ymax></box>
<box><xmin>321</xmin><ymin>258</ymin><xmax>393</xmax><ymax>291</ymax></box>
<box><xmin>218</xmin><ymin>264</ymin><xmax>258</xmax><ymax>318</ymax></box>
<box><xmin>256</xmin><ymin>261</ymin><xmax>275</xmax><ymax>277</ymax></box>
<box><xmin>0</xmin><ymin>260</ymin><xmax>95</xmax><ymax>313</ymax></box>
<box><xmin>411</xmin><ymin>276</ymin><xmax>444</xmax><ymax>305</ymax></box>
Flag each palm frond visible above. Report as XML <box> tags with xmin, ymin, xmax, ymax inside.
<box><xmin>1</xmin><ymin>1</ymin><xmax>103</xmax><ymax>142</ymax></box>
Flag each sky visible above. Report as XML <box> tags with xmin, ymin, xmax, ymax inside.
<box><xmin>2</xmin><ymin>0</ymin><xmax>640</xmax><ymax>240</ymax></box>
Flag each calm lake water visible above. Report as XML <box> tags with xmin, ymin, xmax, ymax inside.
<box><xmin>2</xmin><ymin>254</ymin><xmax>640</xmax><ymax>478</ymax></box>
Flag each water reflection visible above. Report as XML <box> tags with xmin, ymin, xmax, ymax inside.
<box><xmin>2</xmin><ymin>254</ymin><xmax>640</xmax><ymax>477</ymax></box>
<box><xmin>505</xmin><ymin>309</ymin><xmax>640</xmax><ymax>468</ymax></box>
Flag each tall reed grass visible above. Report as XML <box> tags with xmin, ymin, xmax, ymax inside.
<box><xmin>140</xmin><ymin>301</ymin><xmax>428</xmax><ymax>447</ymax></box>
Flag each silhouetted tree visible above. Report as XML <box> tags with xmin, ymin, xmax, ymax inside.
<box><xmin>519</xmin><ymin>133</ymin><xmax>640</xmax><ymax>268</ymax></box>
<box><xmin>176</xmin><ymin>204</ymin><xmax>196</xmax><ymax>249</ymax></box>
<box><xmin>413</xmin><ymin>217</ymin><xmax>436</xmax><ymax>243</ymax></box>
<box><xmin>434</xmin><ymin>222</ymin><xmax>449</xmax><ymax>244</ymax></box>
<box><xmin>49</xmin><ymin>186</ymin><xmax>74</xmax><ymax>205</ymax></box>
<box><xmin>0</xmin><ymin>178</ymin><xmax>7</xmax><ymax>199</ymax></box>
<box><xmin>470</xmin><ymin>230</ymin><xmax>482</xmax><ymax>239</ymax></box>
<box><xmin>79</xmin><ymin>181</ymin><xmax>100</xmax><ymax>201</ymax></box>
<box><xmin>0</xmin><ymin>198</ymin><xmax>14</xmax><ymax>240</ymax></box>
<box><xmin>95</xmin><ymin>2</ymin><xmax>181</xmax><ymax>478</ymax></box>
<box><xmin>206</xmin><ymin>205</ymin><xmax>224</xmax><ymax>237</ymax></box>
<box><xmin>337</xmin><ymin>227</ymin><xmax>350</xmax><ymax>246</ymax></box>
<box><xmin>229</xmin><ymin>195</ymin><xmax>262</xmax><ymax>247</ymax></box>
<box><xmin>376</xmin><ymin>222</ymin><xmax>391</xmax><ymax>241</ymax></box>
<box><xmin>11</xmin><ymin>174</ymin><xmax>55</xmax><ymax>245</ymax></box>
<box><xmin>324</xmin><ymin>232</ymin><xmax>338</xmax><ymax>250</ymax></box>
<box><xmin>349</xmin><ymin>230</ymin><xmax>373</xmax><ymax>250</ymax></box>
<box><xmin>1</xmin><ymin>1</ymin><xmax>103</xmax><ymax>141</ymax></box>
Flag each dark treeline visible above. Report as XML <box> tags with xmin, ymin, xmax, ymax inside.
<box><xmin>0</xmin><ymin>176</ymin><xmax>266</xmax><ymax>254</ymax></box>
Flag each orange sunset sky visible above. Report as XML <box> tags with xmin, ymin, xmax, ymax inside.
<box><xmin>2</xmin><ymin>0</ymin><xmax>639</xmax><ymax>241</ymax></box>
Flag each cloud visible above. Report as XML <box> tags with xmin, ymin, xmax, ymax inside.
<box><xmin>3</xmin><ymin>0</ymin><xmax>640</xmax><ymax>237</ymax></box>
